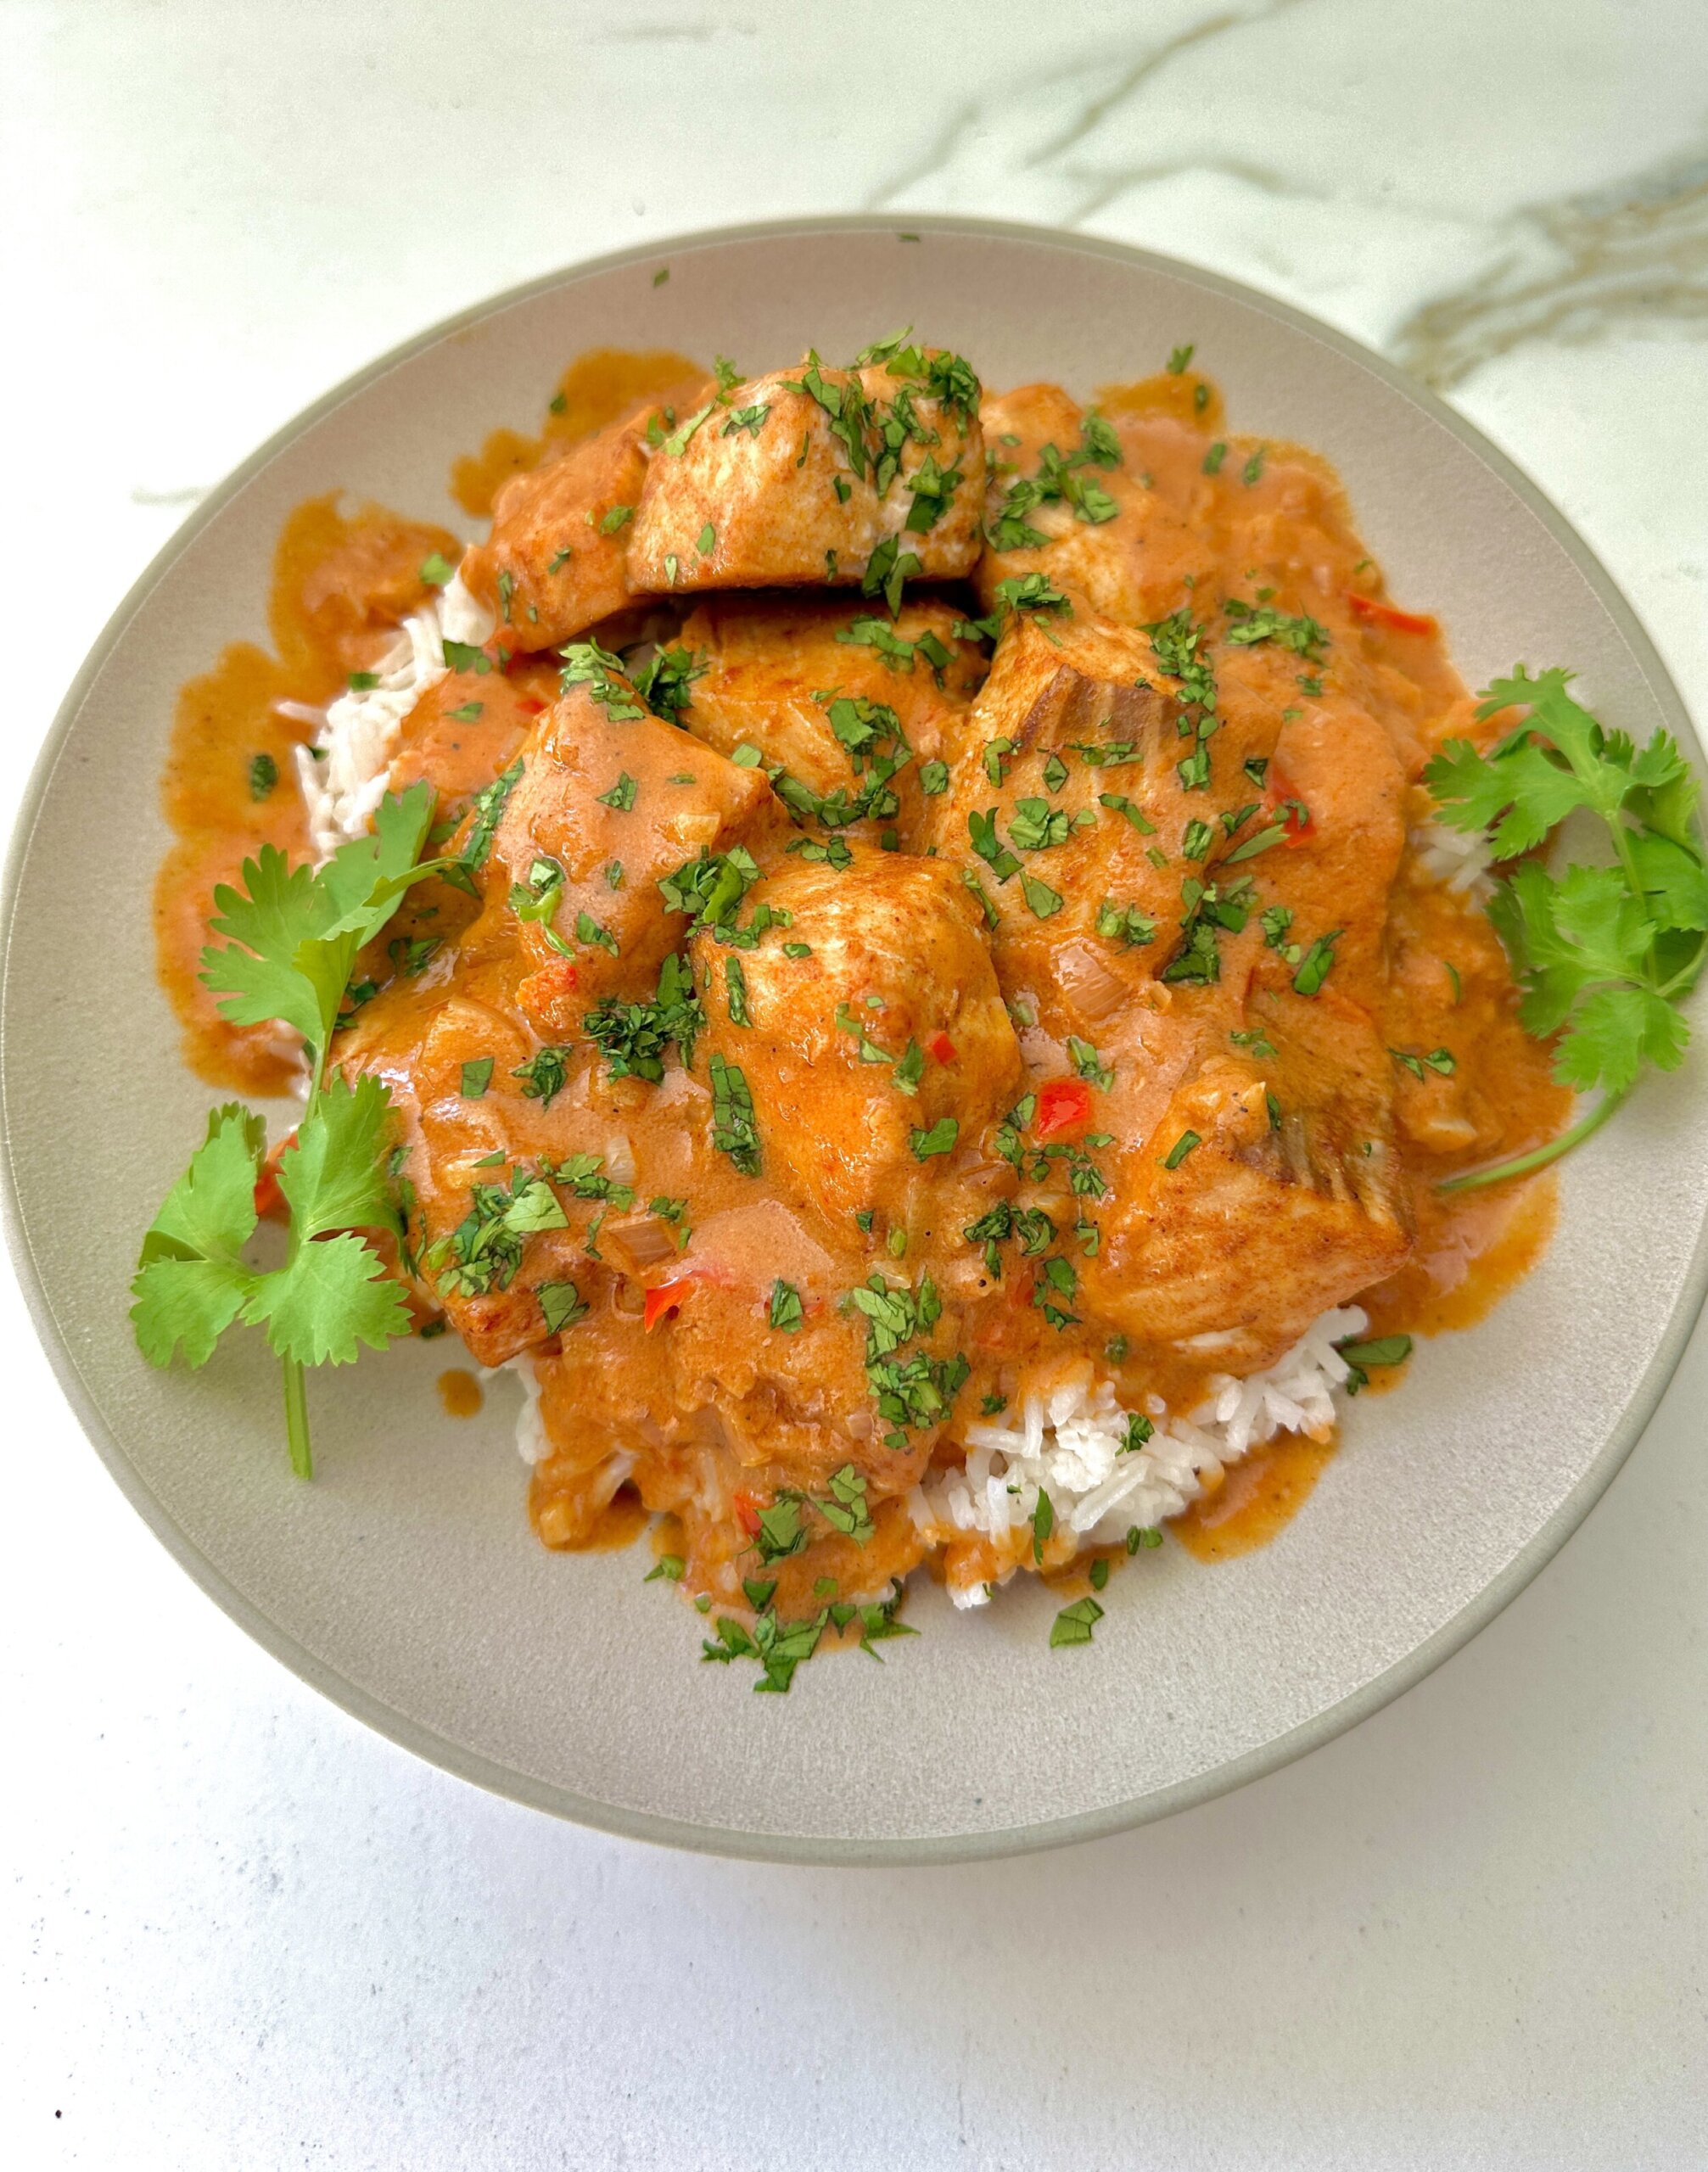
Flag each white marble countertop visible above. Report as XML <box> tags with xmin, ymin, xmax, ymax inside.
<box><xmin>4</xmin><ymin>2</ymin><xmax>1705</xmax><ymax>2164</ymax></box>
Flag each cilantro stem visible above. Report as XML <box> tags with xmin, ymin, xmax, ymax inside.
<box><xmin>283</xmin><ymin>1356</ymin><xmax>313</xmax><ymax>1479</ymax></box>
<box><xmin>1436</xmin><ymin>1089</ymin><xmax>1627</xmax><ymax>1195</ymax></box>
<box><xmin>1655</xmin><ymin>933</ymin><xmax>1708</xmax><ymax>1001</ymax></box>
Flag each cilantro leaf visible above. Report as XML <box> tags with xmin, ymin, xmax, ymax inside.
<box><xmin>276</xmin><ymin>1073</ymin><xmax>400</xmax><ymax>1240</ymax></box>
<box><xmin>1552</xmin><ymin>984</ymin><xmax>1688</xmax><ymax>1094</ymax></box>
<box><xmin>241</xmin><ymin>1230</ymin><xmax>412</xmax><ymax>1369</ymax></box>
<box><xmin>1424</xmin><ymin>736</ymin><xmax>1592</xmax><ymax>855</ymax></box>
<box><xmin>130</xmin><ymin>1106</ymin><xmax>264</xmax><ymax>1368</ymax></box>
<box><xmin>1429</xmin><ymin>669</ymin><xmax>1707</xmax><ymax>1190</ymax></box>
<box><xmin>130</xmin><ymin>1253</ymin><xmax>256</xmax><ymax>1371</ymax></box>
<box><xmin>137</xmin><ymin>1100</ymin><xmax>264</xmax><ymax>1271</ymax></box>
<box><xmin>140</xmin><ymin>791</ymin><xmax>451</xmax><ymax>1475</ymax></box>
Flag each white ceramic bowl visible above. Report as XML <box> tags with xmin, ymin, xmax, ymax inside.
<box><xmin>4</xmin><ymin>218</ymin><xmax>1705</xmax><ymax>1863</ymax></box>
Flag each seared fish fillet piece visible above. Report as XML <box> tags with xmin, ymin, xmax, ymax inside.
<box><xmin>975</xmin><ymin>383</ymin><xmax>1207</xmax><ymax>627</ymax></box>
<box><xmin>629</xmin><ymin>348</ymin><xmax>983</xmax><ymax>596</ymax></box>
<box><xmin>691</xmin><ymin>848</ymin><xmax>1023</xmax><ymax>1238</ymax></box>
<box><xmin>482</xmin><ymin>670</ymin><xmax>782</xmax><ymax>1040</ymax></box>
<box><xmin>461</xmin><ymin>372</ymin><xmax>708</xmax><ymax>652</ymax></box>
<box><xmin>923</xmin><ymin>602</ymin><xmax>1282</xmax><ymax>1033</ymax></box>
<box><xmin>1079</xmin><ymin>989</ymin><xmax>1412</xmax><ymax>1371</ymax></box>
<box><xmin>679</xmin><ymin>594</ymin><xmax>986</xmax><ymax>853</ymax></box>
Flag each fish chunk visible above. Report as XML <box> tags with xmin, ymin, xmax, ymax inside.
<box><xmin>680</xmin><ymin>594</ymin><xmax>986</xmax><ymax>851</ymax></box>
<box><xmin>1079</xmin><ymin>995</ymin><xmax>1412</xmax><ymax>1369</ymax></box>
<box><xmin>480</xmin><ymin>670</ymin><xmax>782</xmax><ymax>1039</ymax></box>
<box><xmin>629</xmin><ymin>349</ymin><xmax>983</xmax><ymax>596</ymax></box>
<box><xmin>976</xmin><ymin>383</ymin><xmax>1205</xmax><ymax>626</ymax></box>
<box><xmin>691</xmin><ymin>848</ymin><xmax>1023</xmax><ymax>1236</ymax></box>
<box><xmin>461</xmin><ymin>376</ymin><xmax>705</xmax><ymax>652</ymax></box>
<box><xmin>922</xmin><ymin>602</ymin><xmax>1283</xmax><ymax>1031</ymax></box>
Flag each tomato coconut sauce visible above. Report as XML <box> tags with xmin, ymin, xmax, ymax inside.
<box><xmin>152</xmin><ymin>342</ymin><xmax>1569</xmax><ymax>1644</ymax></box>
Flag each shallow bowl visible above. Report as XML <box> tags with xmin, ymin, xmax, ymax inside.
<box><xmin>4</xmin><ymin>216</ymin><xmax>1705</xmax><ymax>1862</ymax></box>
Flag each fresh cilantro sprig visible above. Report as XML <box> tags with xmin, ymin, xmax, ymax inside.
<box><xmin>130</xmin><ymin>785</ymin><xmax>451</xmax><ymax>1475</ymax></box>
<box><xmin>1425</xmin><ymin>667</ymin><xmax>1707</xmax><ymax>1190</ymax></box>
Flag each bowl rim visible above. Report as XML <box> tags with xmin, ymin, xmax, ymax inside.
<box><xmin>4</xmin><ymin>211</ymin><xmax>1705</xmax><ymax>1866</ymax></box>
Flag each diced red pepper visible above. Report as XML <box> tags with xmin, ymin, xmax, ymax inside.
<box><xmin>1034</xmin><ymin>1077</ymin><xmax>1093</xmax><ymax>1140</ymax></box>
<box><xmin>928</xmin><ymin>1031</ymin><xmax>956</xmax><ymax>1064</ymax></box>
<box><xmin>1263</xmin><ymin>763</ymin><xmax>1314</xmax><ymax>845</ymax></box>
<box><xmin>1347</xmin><ymin>591</ymin><xmax>1437</xmax><ymax>638</ymax></box>
<box><xmin>732</xmin><ymin>1492</ymin><xmax>763</xmax><ymax>1537</ymax></box>
<box><xmin>642</xmin><ymin>1278</ymin><xmax>694</xmax><ymax>1332</ymax></box>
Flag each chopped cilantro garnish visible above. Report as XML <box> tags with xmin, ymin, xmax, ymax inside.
<box><xmin>1050</xmin><ymin>1598</ymin><xmax>1105</xmax><ymax>1649</ymax></box>
<box><xmin>1020</xmin><ymin>872</ymin><xmax>1063</xmax><ymax>919</ymax></box>
<box><xmin>659</xmin><ymin>844</ymin><xmax>763</xmax><ymax>939</ymax></box>
<box><xmin>585</xmin><ymin>953</ymin><xmax>702</xmax><ymax>1082</ymax></box>
<box><xmin>860</xmin><ymin>535</ymin><xmax>923</xmax><ymax>617</ymax></box>
<box><xmin>753</xmin><ymin>1495</ymin><xmax>806</xmax><ymax>1564</ymax></box>
<box><xmin>1291</xmin><ymin>930</ymin><xmax>1342</xmax><ymax>995</ymax></box>
<box><xmin>1095</xmin><ymin>899</ymin><xmax>1156</xmax><ymax>948</ymax></box>
<box><xmin>560</xmin><ymin>640</ymin><xmax>644</xmax><ymax>720</ymax></box>
<box><xmin>459</xmin><ymin>1056</ymin><xmax>494</xmax><ymax>1099</ymax></box>
<box><xmin>632</xmin><ymin>643</ymin><xmax>704</xmax><ymax>723</ymax></box>
<box><xmin>968</xmin><ymin>809</ymin><xmax>1021</xmax><ymax>883</ymax></box>
<box><xmin>512</xmin><ymin>1046</ymin><xmax>572</xmax><ymax>1106</ymax></box>
<box><xmin>1261</xmin><ymin>903</ymin><xmax>1294</xmax><ymax>949</ymax></box>
<box><xmin>709</xmin><ymin>1053</ymin><xmax>760</xmax><ymax>1173</ymax></box>
<box><xmin>1391</xmin><ymin>1045</ymin><xmax>1457</xmax><ymax>1080</ymax></box>
<box><xmin>1099</xmin><ymin>792</ymin><xmax>1155</xmax><ymax>835</ymax></box>
<box><xmin>537</xmin><ymin>1281</ymin><xmax>589</xmax><ymax>1335</ymax></box>
<box><xmin>818</xmin><ymin>1464</ymin><xmax>874</xmax><ymax>1543</ymax></box>
<box><xmin>1224</xmin><ymin>598</ymin><xmax>1329</xmax><ymax>660</ymax></box>
<box><xmin>1336</xmin><ymin>1331</ymin><xmax>1414</xmax><ymax>1394</ymax></box>
<box><xmin>1066</xmin><ymin>1036</ymin><xmax>1113</xmax><ymax>1089</ymax></box>
<box><xmin>574</xmin><ymin>910</ymin><xmax>619</xmax><ymax>957</ymax></box>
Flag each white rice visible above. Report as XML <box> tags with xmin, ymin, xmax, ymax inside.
<box><xmin>291</xmin><ymin>569</ymin><xmax>493</xmax><ymax>856</ymax></box>
<box><xmin>1411</xmin><ymin>815</ymin><xmax>1495</xmax><ymax>899</ymax></box>
<box><xmin>911</xmin><ymin>1304</ymin><xmax>1369</xmax><ymax>1605</ymax></box>
<box><xmin>504</xmin><ymin>1352</ymin><xmax>550</xmax><ymax>1464</ymax></box>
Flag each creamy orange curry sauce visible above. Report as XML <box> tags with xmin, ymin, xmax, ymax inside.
<box><xmin>154</xmin><ymin>340</ymin><xmax>1567</xmax><ymax>1630</ymax></box>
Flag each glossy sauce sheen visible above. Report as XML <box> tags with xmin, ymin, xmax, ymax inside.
<box><xmin>154</xmin><ymin>347</ymin><xmax>1571</xmax><ymax>1595</ymax></box>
